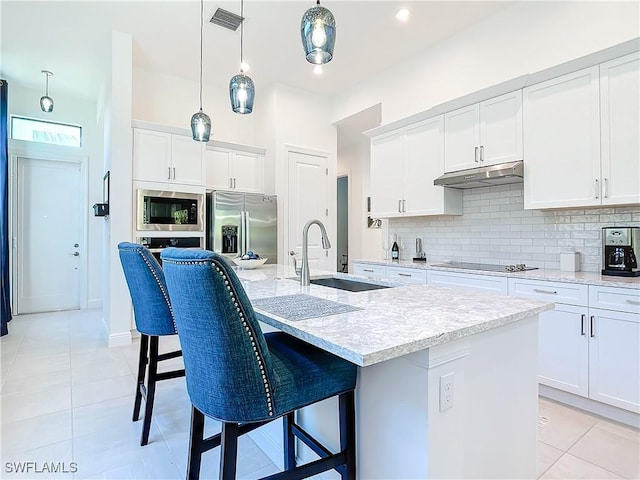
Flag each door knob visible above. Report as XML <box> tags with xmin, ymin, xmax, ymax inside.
<box><xmin>74</xmin><ymin>243</ymin><xmax>79</xmax><ymax>247</ymax></box>
<box><xmin>73</xmin><ymin>252</ymin><xmax>80</xmax><ymax>256</ymax></box>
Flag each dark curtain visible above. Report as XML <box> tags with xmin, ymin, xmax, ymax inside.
<box><xmin>1</xmin><ymin>79</ymin><xmax>11</xmax><ymax>336</ymax></box>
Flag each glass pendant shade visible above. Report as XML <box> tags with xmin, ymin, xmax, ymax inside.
<box><xmin>301</xmin><ymin>4</ymin><xmax>336</xmax><ymax>65</ymax></box>
<box><xmin>191</xmin><ymin>110</ymin><xmax>211</xmax><ymax>142</ymax></box>
<box><xmin>40</xmin><ymin>70</ymin><xmax>54</xmax><ymax>112</ymax></box>
<box><xmin>40</xmin><ymin>95</ymin><xmax>54</xmax><ymax>113</ymax></box>
<box><xmin>229</xmin><ymin>73</ymin><xmax>255</xmax><ymax>114</ymax></box>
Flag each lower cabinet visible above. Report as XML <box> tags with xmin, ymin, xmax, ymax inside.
<box><xmin>427</xmin><ymin>270</ymin><xmax>508</xmax><ymax>295</ymax></box>
<box><xmin>352</xmin><ymin>262</ymin><xmax>427</xmax><ymax>284</ymax></box>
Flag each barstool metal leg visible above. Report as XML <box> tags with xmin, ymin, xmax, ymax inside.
<box><xmin>220</xmin><ymin>422</ymin><xmax>239</xmax><ymax>480</ymax></box>
<box><xmin>140</xmin><ymin>335</ymin><xmax>159</xmax><ymax>446</ymax></box>
<box><xmin>133</xmin><ymin>334</ymin><xmax>149</xmax><ymax>422</ymax></box>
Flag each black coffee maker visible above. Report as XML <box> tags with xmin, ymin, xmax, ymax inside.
<box><xmin>602</xmin><ymin>227</ymin><xmax>640</xmax><ymax>277</ymax></box>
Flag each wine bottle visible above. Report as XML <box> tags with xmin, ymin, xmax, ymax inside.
<box><xmin>391</xmin><ymin>235</ymin><xmax>399</xmax><ymax>260</ymax></box>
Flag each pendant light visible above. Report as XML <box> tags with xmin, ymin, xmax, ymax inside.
<box><xmin>229</xmin><ymin>0</ymin><xmax>255</xmax><ymax>114</ymax></box>
<box><xmin>191</xmin><ymin>0</ymin><xmax>211</xmax><ymax>142</ymax></box>
<box><xmin>300</xmin><ymin>0</ymin><xmax>336</xmax><ymax>65</ymax></box>
<box><xmin>40</xmin><ymin>70</ymin><xmax>54</xmax><ymax>113</ymax></box>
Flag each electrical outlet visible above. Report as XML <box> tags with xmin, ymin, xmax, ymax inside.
<box><xmin>439</xmin><ymin>372</ymin><xmax>454</xmax><ymax>411</ymax></box>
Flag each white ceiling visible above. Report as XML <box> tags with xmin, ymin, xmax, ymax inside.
<box><xmin>1</xmin><ymin>1</ymin><xmax>515</xmax><ymax>102</ymax></box>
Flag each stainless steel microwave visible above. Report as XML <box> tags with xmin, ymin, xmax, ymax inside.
<box><xmin>136</xmin><ymin>189</ymin><xmax>204</xmax><ymax>232</ymax></box>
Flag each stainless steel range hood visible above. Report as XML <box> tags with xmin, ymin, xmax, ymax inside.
<box><xmin>433</xmin><ymin>161</ymin><xmax>524</xmax><ymax>189</ymax></box>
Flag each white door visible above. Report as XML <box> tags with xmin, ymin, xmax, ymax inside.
<box><xmin>16</xmin><ymin>157</ymin><xmax>83</xmax><ymax>313</ymax></box>
<box><xmin>287</xmin><ymin>149</ymin><xmax>330</xmax><ymax>273</ymax></box>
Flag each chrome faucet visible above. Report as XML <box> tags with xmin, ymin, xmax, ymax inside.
<box><xmin>300</xmin><ymin>219</ymin><xmax>331</xmax><ymax>286</ymax></box>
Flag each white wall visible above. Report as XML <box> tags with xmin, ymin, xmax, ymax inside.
<box><xmin>7</xmin><ymin>84</ymin><xmax>104</xmax><ymax>309</ymax></box>
<box><xmin>332</xmin><ymin>1</ymin><xmax>640</xmax><ymax>125</ymax></box>
<box><xmin>132</xmin><ymin>68</ymin><xmax>258</xmax><ymax>146</ymax></box>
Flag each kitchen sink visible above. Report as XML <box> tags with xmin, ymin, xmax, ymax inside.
<box><xmin>309</xmin><ymin>277</ymin><xmax>392</xmax><ymax>292</ymax></box>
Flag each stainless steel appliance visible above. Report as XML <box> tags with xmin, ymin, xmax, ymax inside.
<box><xmin>136</xmin><ymin>189</ymin><xmax>204</xmax><ymax>232</ymax></box>
<box><xmin>206</xmin><ymin>191</ymin><xmax>277</xmax><ymax>264</ymax></box>
<box><xmin>433</xmin><ymin>161</ymin><xmax>523</xmax><ymax>189</ymax></box>
<box><xmin>602</xmin><ymin>227</ymin><xmax>639</xmax><ymax>277</ymax></box>
<box><xmin>431</xmin><ymin>262</ymin><xmax>538</xmax><ymax>273</ymax></box>
<box><xmin>137</xmin><ymin>236</ymin><xmax>204</xmax><ymax>264</ymax></box>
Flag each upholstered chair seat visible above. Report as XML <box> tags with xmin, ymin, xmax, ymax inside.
<box><xmin>161</xmin><ymin>248</ymin><xmax>357</xmax><ymax>480</ymax></box>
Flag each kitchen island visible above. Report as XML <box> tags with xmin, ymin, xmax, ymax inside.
<box><xmin>235</xmin><ymin>265</ymin><xmax>554</xmax><ymax>479</ymax></box>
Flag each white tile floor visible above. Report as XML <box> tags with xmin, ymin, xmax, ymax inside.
<box><xmin>1</xmin><ymin>309</ymin><xmax>639</xmax><ymax>479</ymax></box>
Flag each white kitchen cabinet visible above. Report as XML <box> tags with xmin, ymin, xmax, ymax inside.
<box><xmin>133</xmin><ymin>129</ymin><xmax>204</xmax><ymax>186</ymax></box>
<box><xmin>353</xmin><ymin>262</ymin><xmax>387</xmax><ymax>279</ymax></box>
<box><xmin>386</xmin><ymin>266</ymin><xmax>427</xmax><ymax>284</ymax></box>
<box><xmin>444</xmin><ymin>90</ymin><xmax>523</xmax><ymax>172</ymax></box>
<box><xmin>204</xmin><ymin>146</ymin><xmax>264</xmax><ymax>193</ymax></box>
<box><xmin>369</xmin><ymin>117</ymin><xmax>462</xmax><ymax>218</ymax></box>
<box><xmin>510</xmin><ymin>278</ymin><xmax>640</xmax><ymax>413</ymax></box>
<box><xmin>427</xmin><ymin>270</ymin><xmax>508</xmax><ymax>295</ymax></box>
<box><xmin>600</xmin><ymin>52</ymin><xmax>640</xmax><ymax>206</ymax></box>
<box><xmin>523</xmin><ymin>66</ymin><xmax>601</xmax><ymax>209</ymax></box>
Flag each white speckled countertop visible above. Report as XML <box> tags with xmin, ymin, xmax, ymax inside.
<box><xmin>235</xmin><ymin>265</ymin><xmax>553</xmax><ymax>367</ymax></box>
<box><xmin>354</xmin><ymin>259</ymin><xmax>640</xmax><ymax>289</ymax></box>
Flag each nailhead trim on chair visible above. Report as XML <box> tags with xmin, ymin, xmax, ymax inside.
<box><xmin>137</xmin><ymin>249</ymin><xmax>177</xmax><ymax>333</ymax></box>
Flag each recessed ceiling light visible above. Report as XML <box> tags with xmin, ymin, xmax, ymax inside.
<box><xmin>396</xmin><ymin>8</ymin><xmax>410</xmax><ymax>22</ymax></box>
<box><xmin>314</xmin><ymin>65</ymin><xmax>323</xmax><ymax>75</ymax></box>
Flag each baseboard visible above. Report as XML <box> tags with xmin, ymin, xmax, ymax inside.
<box><xmin>108</xmin><ymin>331</ymin><xmax>132</xmax><ymax>348</ymax></box>
<box><xmin>87</xmin><ymin>299</ymin><xmax>103</xmax><ymax>309</ymax></box>
<box><xmin>540</xmin><ymin>385</ymin><xmax>640</xmax><ymax>428</ymax></box>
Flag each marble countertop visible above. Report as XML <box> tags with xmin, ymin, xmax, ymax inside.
<box><xmin>235</xmin><ymin>265</ymin><xmax>553</xmax><ymax>367</ymax></box>
<box><xmin>353</xmin><ymin>259</ymin><xmax>640</xmax><ymax>289</ymax></box>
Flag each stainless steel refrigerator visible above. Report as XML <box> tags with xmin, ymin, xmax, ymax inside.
<box><xmin>206</xmin><ymin>191</ymin><xmax>277</xmax><ymax>264</ymax></box>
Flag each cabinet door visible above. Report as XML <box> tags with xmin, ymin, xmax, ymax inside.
<box><xmin>171</xmin><ymin>135</ymin><xmax>203</xmax><ymax>185</ymax></box>
<box><xmin>588</xmin><ymin>308</ymin><xmax>640</xmax><ymax>412</ymax></box>
<box><xmin>538</xmin><ymin>304</ymin><xmax>589</xmax><ymax>397</ymax></box>
<box><xmin>370</xmin><ymin>130</ymin><xmax>404</xmax><ymax>217</ymax></box>
<box><xmin>204</xmin><ymin>148</ymin><xmax>232</xmax><ymax>190</ymax></box>
<box><xmin>404</xmin><ymin>117</ymin><xmax>461</xmax><ymax>216</ymax></box>
<box><xmin>353</xmin><ymin>262</ymin><xmax>386</xmax><ymax>279</ymax></box>
<box><xmin>444</xmin><ymin>104</ymin><xmax>480</xmax><ymax>172</ymax></box>
<box><xmin>231</xmin><ymin>151</ymin><xmax>264</xmax><ymax>193</ymax></box>
<box><xmin>427</xmin><ymin>270</ymin><xmax>508</xmax><ymax>295</ymax></box>
<box><xmin>387</xmin><ymin>266</ymin><xmax>427</xmax><ymax>284</ymax></box>
<box><xmin>133</xmin><ymin>129</ymin><xmax>171</xmax><ymax>183</ymax></box>
<box><xmin>523</xmin><ymin>67</ymin><xmax>601</xmax><ymax>209</ymax></box>
<box><xmin>479</xmin><ymin>91</ymin><xmax>523</xmax><ymax>166</ymax></box>
<box><xmin>600</xmin><ymin>53</ymin><xmax>640</xmax><ymax>206</ymax></box>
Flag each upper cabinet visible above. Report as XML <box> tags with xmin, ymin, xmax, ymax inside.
<box><xmin>204</xmin><ymin>146</ymin><xmax>264</xmax><ymax>194</ymax></box>
<box><xmin>370</xmin><ymin>116</ymin><xmax>462</xmax><ymax>218</ymax></box>
<box><xmin>133</xmin><ymin>129</ymin><xmax>204</xmax><ymax>186</ymax></box>
<box><xmin>444</xmin><ymin>90</ymin><xmax>523</xmax><ymax>173</ymax></box>
<box><xmin>600</xmin><ymin>52</ymin><xmax>640</xmax><ymax>206</ymax></box>
<box><xmin>524</xmin><ymin>53</ymin><xmax>640</xmax><ymax>209</ymax></box>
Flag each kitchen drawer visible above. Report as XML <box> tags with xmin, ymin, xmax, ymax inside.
<box><xmin>589</xmin><ymin>285</ymin><xmax>640</xmax><ymax>314</ymax></box>
<box><xmin>508</xmin><ymin>278</ymin><xmax>588</xmax><ymax>306</ymax></box>
<box><xmin>353</xmin><ymin>263</ymin><xmax>386</xmax><ymax>279</ymax></box>
<box><xmin>427</xmin><ymin>270</ymin><xmax>508</xmax><ymax>295</ymax></box>
<box><xmin>386</xmin><ymin>266</ymin><xmax>427</xmax><ymax>284</ymax></box>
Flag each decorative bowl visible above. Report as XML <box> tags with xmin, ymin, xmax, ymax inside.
<box><xmin>232</xmin><ymin>257</ymin><xmax>268</xmax><ymax>269</ymax></box>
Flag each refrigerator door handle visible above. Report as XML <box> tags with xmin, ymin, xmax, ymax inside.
<box><xmin>244</xmin><ymin>210</ymin><xmax>251</xmax><ymax>254</ymax></box>
<box><xmin>239</xmin><ymin>210</ymin><xmax>246</xmax><ymax>257</ymax></box>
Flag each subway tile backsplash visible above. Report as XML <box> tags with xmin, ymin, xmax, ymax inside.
<box><xmin>390</xmin><ymin>184</ymin><xmax>640</xmax><ymax>272</ymax></box>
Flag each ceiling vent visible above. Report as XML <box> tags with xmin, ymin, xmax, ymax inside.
<box><xmin>210</xmin><ymin>8</ymin><xmax>243</xmax><ymax>31</ymax></box>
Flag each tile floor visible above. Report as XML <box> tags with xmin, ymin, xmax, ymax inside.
<box><xmin>1</xmin><ymin>309</ymin><xmax>639</xmax><ymax>480</ymax></box>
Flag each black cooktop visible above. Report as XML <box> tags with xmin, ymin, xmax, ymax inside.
<box><xmin>431</xmin><ymin>262</ymin><xmax>538</xmax><ymax>273</ymax></box>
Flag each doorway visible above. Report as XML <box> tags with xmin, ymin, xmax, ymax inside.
<box><xmin>337</xmin><ymin>175</ymin><xmax>349</xmax><ymax>272</ymax></box>
<box><xmin>12</xmin><ymin>155</ymin><xmax>85</xmax><ymax>314</ymax></box>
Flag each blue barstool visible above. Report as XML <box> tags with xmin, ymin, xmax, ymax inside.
<box><xmin>161</xmin><ymin>248</ymin><xmax>357</xmax><ymax>480</ymax></box>
<box><xmin>118</xmin><ymin>242</ymin><xmax>186</xmax><ymax>446</ymax></box>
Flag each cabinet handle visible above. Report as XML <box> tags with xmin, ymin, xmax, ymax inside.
<box><xmin>480</xmin><ymin>145</ymin><xmax>485</xmax><ymax>162</ymax></box>
<box><xmin>168</xmin><ymin>167</ymin><xmax>171</xmax><ymax>180</ymax></box>
<box><xmin>603</xmin><ymin>177</ymin><xmax>608</xmax><ymax>199</ymax></box>
<box><xmin>474</xmin><ymin>146</ymin><xmax>479</xmax><ymax>163</ymax></box>
<box><xmin>230</xmin><ymin>178</ymin><xmax>233</xmax><ymax>188</ymax></box>
<box><xmin>402</xmin><ymin>199</ymin><xmax>406</xmax><ymax>212</ymax></box>
<box><xmin>363</xmin><ymin>269</ymin><xmax>374</xmax><ymax>273</ymax></box>
<box><xmin>233</xmin><ymin>178</ymin><xmax>236</xmax><ymax>189</ymax></box>
<box><xmin>398</xmin><ymin>200</ymin><xmax>402</xmax><ymax>213</ymax></box>
<box><xmin>580</xmin><ymin>314</ymin><xmax>586</xmax><ymax>336</ymax></box>
<box><xmin>594</xmin><ymin>179</ymin><xmax>599</xmax><ymax>199</ymax></box>
<box><xmin>173</xmin><ymin>167</ymin><xmax>176</xmax><ymax>180</ymax></box>
<box><xmin>533</xmin><ymin>288</ymin><xmax>558</xmax><ymax>295</ymax></box>
<box><xmin>398</xmin><ymin>273</ymin><xmax>412</xmax><ymax>277</ymax></box>
<box><xmin>590</xmin><ymin>315</ymin><xmax>595</xmax><ymax>338</ymax></box>
<box><xmin>626</xmin><ymin>299</ymin><xmax>640</xmax><ymax>306</ymax></box>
